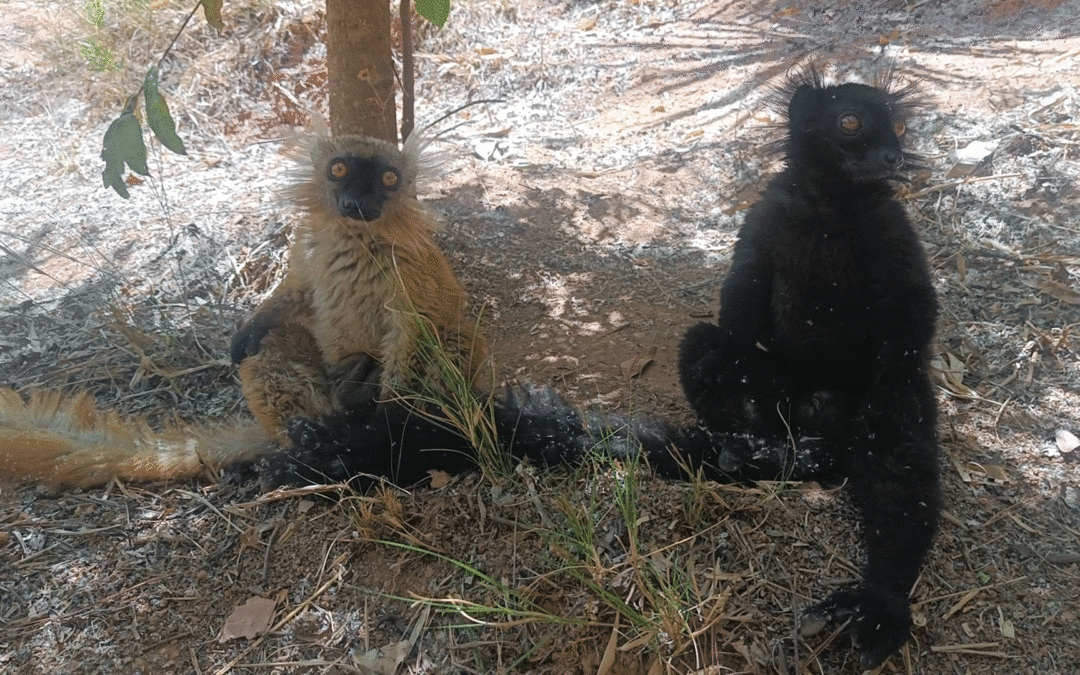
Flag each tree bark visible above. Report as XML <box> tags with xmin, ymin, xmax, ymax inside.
<box><xmin>325</xmin><ymin>0</ymin><xmax>397</xmax><ymax>143</ymax></box>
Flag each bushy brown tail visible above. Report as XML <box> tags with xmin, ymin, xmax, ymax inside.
<box><xmin>0</xmin><ymin>389</ymin><xmax>275</xmax><ymax>488</ymax></box>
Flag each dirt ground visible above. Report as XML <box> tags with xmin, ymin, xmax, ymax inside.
<box><xmin>2</xmin><ymin>0</ymin><xmax>1079</xmax><ymax>673</ymax></box>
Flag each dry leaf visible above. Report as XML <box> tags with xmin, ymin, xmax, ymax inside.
<box><xmin>1064</xmin><ymin>486</ymin><xmax>1080</xmax><ymax>510</ymax></box>
<box><xmin>354</xmin><ymin>641</ymin><xmax>412</xmax><ymax>675</ymax></box>
<box><xmin>952</xmin><ymin>455</ymin><xmax>973</xmax><ymax>484</ymax></box>
<box><xmin>1018</xmin><ymin>276</ymin><xmax>1080</xmax><ymax>304</ymax></box>
<box><xmin>967</xmin><ymin>463</ymin><xmax>1011</xmax><ymax>483</ymax></box>
<box><xmin>878</xmin><ymin>28</ymin><xmax>900</xmax><ymax>45</ymax></box>
<box><xmin>597</xmin><ymin>616</ymin><xmax>618</xmax><ymax>675</ymax></box>
<box><xmin>942</xmin><ymin>163</ymin><xmax>975</xmax><ymax>180</ymax></box>
<box><xmin>933</xmin><ymin>352</ymin><xmax>976</xmax><ymax>397</ymax></box>
<box><xmin>1036</xmin><ymin>280</ymin><xmax>1080</xmax><ymax>304</ymax></box>
<box><xmin>354</xmin><ymin>606</ymin><xmax>430</xmax><ymax>674</ymax></box>
<box><xmin>997</xmin><ymin>608</ymin><xmax>1015</xmax><ymax>638</ymax></box>
<box><xmin>619</xmin><ymin>346</ymin><xmax>657</xmax><ymax>379</ymax></box>
<box><xmin>221</xmin><ymin>597</ymin><xmax>276</xmax><ymax>640</ymax></box>
<box><xmin>577</xmin><ymin>16</ymin><xmax>597</xmax><ymax>30</ymax></box>
<box><xmin>943</xmin><ymin>588</ymin><xmax>980</xmax><ymax>620</ymax></box>
<box><xmin>428</xmin><ymin>469</ymin><xmax>452</xmax><ymax>489</ymax></box>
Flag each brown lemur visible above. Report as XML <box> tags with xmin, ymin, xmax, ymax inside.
<box><xmin>232</xmin><ymin>132</ymin><xmax>490</xmax><ymax>439</ymax></box>
<box><xmin>0</xmin><ymin>132</ymin><xmax>488</xmax><ymax>486</ymax></box>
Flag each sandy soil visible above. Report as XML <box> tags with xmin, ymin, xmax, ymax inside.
<box><xmin>1</xmin><ymin>0</ymin><xmax>1079</xmax><ymax>673</ymax></box>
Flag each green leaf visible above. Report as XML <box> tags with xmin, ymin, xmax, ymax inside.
<box><xmin>202</xmin><ymin>0</ymin><xmax>224</xmax><ymax>30</ymax></box>
<box><xmin>101</xmin><ymin>95</ymin><xmax>149</xmax><ymax>198</ymax></box>
<box><xmin>101</xmin><ymin>153</ymin><xmax>130</xmax><ymax>198</ymax></box>
<box><xmin>415</xmin><ymin>0</ymin><xmax>451</xmax><ymax>28</ymax></box>
<box><xmin>143</xmin><ymin>67</ymin><xmax>187</xmax><ymax>155</ymax></box>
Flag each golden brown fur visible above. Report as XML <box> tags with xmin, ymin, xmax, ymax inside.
<box><xmin>234</xmin><ymin>133</ymin><xmax>489</xmax><ymax>436</ymax></box>
<box><xmin>0</xmin><ymin>388</ymin><xmax>270</xmax><ymax>488</ymax></box>
<box><xmin>239</xmin><ymin>323</ymin><xmax>335</xmax><ymax>440</ymax></box>
<box><xmin>0</xmin><ymin>134</ymin><xmax>487</xmax><ymax>488</ymax></box>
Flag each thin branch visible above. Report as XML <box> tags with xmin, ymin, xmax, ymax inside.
<box><xmin>400</xmin><ymin>0</ymin><xmax>415</xmax><ymax>141</ymax></box>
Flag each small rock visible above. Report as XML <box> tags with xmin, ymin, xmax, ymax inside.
<box><xmin>1064</xmin><ymin>486</ymin><xmax>1080</xmax><ymax>511</ymax></box>
<box><xmin>954</xmin><ymin>139</ymin><xmax>998</xmax><ymax>164</ymax></box>
<box><xmin>1055</xmin><ymin>429</ymin><xmax>1079</xmax><ymax>454</ymax></box>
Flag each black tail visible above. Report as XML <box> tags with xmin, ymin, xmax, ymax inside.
<box><xmin>261</xmin><ymin>387</ymin><xmax>842</xmax><ymax>489</ymax></box>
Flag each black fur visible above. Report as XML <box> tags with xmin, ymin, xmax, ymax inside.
<box><xmin>677</xmin><ymin>69</ymin><xmax>940</xmax><ymax>668</ymax></box>
<box><xmin>263</xmin><ymin>387</ymin><xmax>833</xmax><ymax>489</ymax></box>
<box><xmin>265</xmin><ymin>68</ymin><xmax>941</xmax><ymax>669</ymax></box>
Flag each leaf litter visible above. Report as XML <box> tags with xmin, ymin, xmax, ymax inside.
<box><xmin>1</xmin><ymin>0</ymin><xmax>1080</xmax><ymax>674</ymax></box>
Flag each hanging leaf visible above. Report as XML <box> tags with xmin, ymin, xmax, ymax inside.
<box><xmin>202</xmin><ymin>0</ymin><xmax>224</xmax><ymax>30</ymax></box>
<box><xmin>415</xmin><ymin>0</ymin><xmax>451</xmax><ymax>28</ymax></box>
<box><xmin>144</xmin><ymin>66</ymin><xmax>186</xmax><ymax>155</ymax></box>
<box><xmin>101</xmin><ymin>94</ymin><xmax>148</xmax><ymax>199</ymax></box>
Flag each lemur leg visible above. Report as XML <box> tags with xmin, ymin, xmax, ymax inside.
<box><xmin>238</xmin><ymin>323</ymin><xmax>335</xmax><ymax>440</ymax></box>
<box><xmin>679</xmin><ymin>323</ymin><xmax>793</xmax><ymax>435</ymax></box>
<box><xmin>802</xmin><ymin>391</ymin><xmax>941</xmax><ymax>669</ymax></box>
<box><xmin>678</xmin><ymin>322</ymin><xmax>797</xmax><ymax>471</ymax></box>
<box><xmin>678</xmin><ymin>321</ymin><xmax>859</xmax><ymax>479</ymax></box>
<box><xmin>330</xmin><ymin>353</ymin><xmax>383</xmax><ymax>411</ymax></box>
<box><xmin>230</xmin><ymin>270</ymin><xmax>312</xmax><ymax>364</ymax></box>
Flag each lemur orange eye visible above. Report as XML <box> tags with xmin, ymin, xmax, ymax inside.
<box><xmin>838</xmin><ymin>114</ymin><xmax>862</xmax><ymax>135</ymax></box>
<box><xmin>329</xmin><ymin>161</ymin><xmax>348</xmax><ymax>180</ymax></box>
<box><xmin>893</xmin><ymin>121</ymin><xmax>906</xmax><ymax>137</ymax></box>
<box><xmin>381</xmin><ymin>170</ymin><xmax>399</xmax><ymax>188</ymax></box>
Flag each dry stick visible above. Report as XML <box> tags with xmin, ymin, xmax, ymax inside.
<box><xmin>400</xmin><ymin>0</ymin><xmax>414</xmax><ymax>142</ymax></box>
<box><xmin>790</xmin><ymin>572</ymin><xmax>801</xmax><ymax>672</ymax></box>
<box><xmin>422</xmin><ymin>99</ymin><xmax>507</xmax><ymax>135</ymax></box>
<box><xmin>930</xmin><ymin>643</ymin><xmax>1013</xmax><ymax>658</ymax></box>
<box><xmin>261</xmin><ymin>520</ymin><xmax>282</xmax><ymax>583</ymax></box>
<box><xmin>109</xmin><ymin>0</ymin><xmax>207</xmax><ymax>116</ymax></box>
<box><xmin>177</xmin><ymin>489</ymin><xmax>246</xmax><ymax>535</ymax></box>
<box><xmin>5</xmin><ymin>573</ymin><xmax>180</xmax><ymax>634</ymax></box>
<box><xmin>912</xmin><ymin>576</ymin><xmax>1027</xmax><ymax>610</ymax></box>
<box><xmin>906</xmin><ymin>173</ymin><xmax>1023</xmax><ymax>199</ymax></box>
<box><xmin>11</xmin><ymin>544</ymin><xmax>64</xmax><ymax>569</ymax></box>
<box><xmin>799</xmin><ymin>618</ymin><xmax>852</xmax><ymax>671</ymax></box>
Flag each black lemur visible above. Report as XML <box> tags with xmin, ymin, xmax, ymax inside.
<box><xmin>268</xmin><ymin>68</ymin><xmax>941</xmax><ymax>670</ymax></box>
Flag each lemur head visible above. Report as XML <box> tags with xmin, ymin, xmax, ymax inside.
<box><xmin>290</xmin><ymin>133</ymin><xmax>432</xmax><ymax>226</ymax></box>
<box><xmin>772</xmin><ymin>65</ymin><xmax>924</xmax><ymax>183</ymax></box>
<box><xmin>323</xmin><ymin>151</ymin><xmax>403</xmax><ymax>221</ymax></box>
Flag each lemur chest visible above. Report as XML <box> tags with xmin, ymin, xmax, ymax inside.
<box><xmin>770</xmin><ymin>229</ymin><xmax>878</xmax><ymax>348</ymax></box>
<box><xmin>298</xmin><ymin>232</ymin><xmax>405</xmax><ymax>364</ymax></box>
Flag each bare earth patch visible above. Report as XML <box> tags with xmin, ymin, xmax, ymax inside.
<box><xmin>1</xmin><ymin>1</ymin><xmax>1079</xmax><ymax>674</ymax></box>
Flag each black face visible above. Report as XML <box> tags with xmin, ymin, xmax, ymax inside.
<box><xmin>787</xmin><ymin>82</ymin><xmax>908</xmax><ymax>182</ymax></box>
<box><xmin>326</xmin><ymin>155</ymin><xmax>402</xmax><ymax>221</ymax></box>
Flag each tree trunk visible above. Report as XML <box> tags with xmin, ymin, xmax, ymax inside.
<box><xmin>325</xmin><ymin>0</ymin><xmax>397</xmax><ymax>143</ymax></box>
